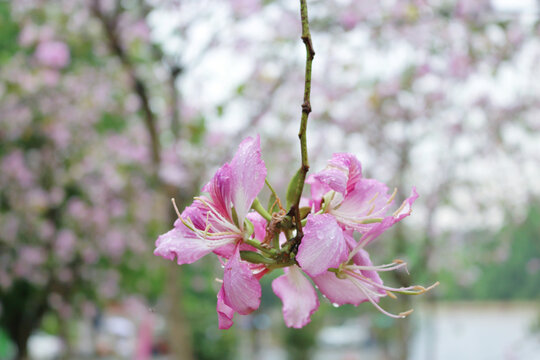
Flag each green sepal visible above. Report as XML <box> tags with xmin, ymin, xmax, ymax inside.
<box><xmin>299</xmin><ymin>206</ymin><xmax>311</xmax><ymax>220</ymax></box>
<box><xmin>240</xmin><ymin>251</ymin><xmax>275</xmax><ymax>264</ymax></box>
<box><xmin>231</xmin><ymin>206</ymin><xmax>240</xmax><ymax>228</ymax></box>
<box><xmin>243</xmin><ymin>217</ymin><xmax>254</xmax><ymax>240</ymax></box>
<box><xmin>286</xmin><ymin>168</ymin><xmax>302</xmax><ymax>208</ymax></box>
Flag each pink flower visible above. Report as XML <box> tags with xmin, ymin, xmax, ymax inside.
<box><xmin>154</xmin><ymin>136</ymin><xmax>267</xmax><ymax>326</ymax></box>
<box><xmin>155</xmin><ymin>142</ymin><xmax>433</xmax><ymax>328</ymax></box>
<box><xmin>34</xmin><ymin>40</ymin><xmax>70</xmax><ymax>69</ymax></box>
<box><xmin>307</xmin><ymin>153</ymin><xmax>417</xmax><ymax>233</ymax></box>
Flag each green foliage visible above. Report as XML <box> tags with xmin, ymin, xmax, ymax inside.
<box><xmin>95</xmin><ymin>112</ymin><xmax>128</xmax><ymax>134</ymax></box>
<box><xmin>442</xmin><ymin>202</ymin><xmax>540</xmax><ymax>300</ymax></box>
<box><xmin>0</xmin><ymin>2</ymin><xmax>20</xmax><ymax>65</ymax></box>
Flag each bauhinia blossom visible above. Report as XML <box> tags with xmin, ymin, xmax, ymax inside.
<box><xmin>154</xmin><ymin>136</ymin><xmax>436</xmax><ymax>329</ymax></box>
<box><xmin>155</xmin><ymin>136</ymin><xmax>267</xmax><ymax>328</ymax></box>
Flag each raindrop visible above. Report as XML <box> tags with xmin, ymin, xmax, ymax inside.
<box><xmin>332</xmin><ymin>303</ymin><xmax>340</xmax><ymax>308</ymax></box>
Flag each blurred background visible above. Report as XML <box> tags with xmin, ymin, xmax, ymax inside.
<box><xmin>1</xmin><ymin>0</ymin><xmax>539</xmax><ymax>359</ymax></box>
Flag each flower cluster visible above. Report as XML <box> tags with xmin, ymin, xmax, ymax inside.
<box><xmin>154</xmin><ymin>136</ymin><xmax>435</xmax><ymax>329</ymax></box>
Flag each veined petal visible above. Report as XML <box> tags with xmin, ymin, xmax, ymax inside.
<box><xmin>223</xmin><ymin>249</ymin><xmax>261</xmax><ymax>315</ymax></box>
<box><xmin>296</xmin><ymin>214</ymin><xmax>348</xmax><ymax>277</ymax></box>
<box><xmin>154</xmin><ymin>221</ymin><xmax>217</xmax><ymax>265</ymax></box>
<box><xmin>272</xmin><ymin>265</ymin><xmax>319</xmax><ymax>328</ymax></box>
<box><xmin>217</xmin><ymin>287</ymin><xmax>234</xmax><ymax>330</ymax></box>
<box><xmin>314</xmin><ymin>153</ymin><xmax>362</xmax><ymax>195</ymax></box>
<box><xmin>331</xmin><ymin>178</ymin><xmax>392</xmax><ymax>231</ymax></box>
<box><xmin>306</xmin><ymin>174</ymin><xmax>331</xmax><ymax>211</ymax></box>
<box><xmin>313</xmin><ymin>153</ymin><xmax>362</xmax><ymax>195</ymax></box>
<box><xmin>202</xmin><ymin>164</ymin><xmax>233</xmax><ymax>220</ymax></box>
<box><xmin>183</xmin><ymin>201</ymin><xmax>209</xmax><ymax>230</ymax></box>
<box><xmin>351</xmin><ymin>187</ymin><xmax>419</xmax><ymax>250</ymax></box>
<box><xmin>229</xmin><ymin>135</ymin><xmax>267</xmax><ymax>225</ymax></box>
<box><xmin>312</xmin><ymin>271</ymin><xmax>373</xmax><ymax>306</ymax></box>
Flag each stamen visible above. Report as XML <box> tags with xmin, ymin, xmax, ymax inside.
<box><xmin>368</xmin><ymin>192</ymin><xmax>379</xmax><ymax>204</ymax></box>
<box><xmin>386</xmin><ymin>290</ymin><xmax>397</xmax><ymax>299</ymax></box>
<box><xmin>171</xmin><ymin>198</ymin><xmax>182</xmax><ymax>219</ymax></box>
<box><xmin>345</xmin><ymin>270</ymin><xmax>422</xmax><ymax>294</ymax></box>
<box><xmin>387</xmin><ymin>188</ymin><xmax>397</xmax><ymax>204</ymax></box>
<box><xmin>348</xmin><ymin>276</ymin><xmax>406</xmax><ymax>319</ymax></box>
<box><xmin>347</xmin><ymin>261</ymin><xmax>408</xmax><ymax>272</ymax></box>
<box><xmin>366</xmin><ymin>203</ymin><xmax>376</xmax><ymax>216</ymax></box>
<box><xmin>399</xmin><ymin>309</ymin><xmax>414</xmax><ymax>317</ymax></box>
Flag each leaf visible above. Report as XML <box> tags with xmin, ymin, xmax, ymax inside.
<box><xmin>286</xmin><ymin>168</ymin><xmax>302</xmax><ymax>209</ymax></box>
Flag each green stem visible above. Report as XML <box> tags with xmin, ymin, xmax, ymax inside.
<box><xmin>245</xmin><ymin>239</ymin><xmax>276</xmax><ymax>255</ymax></box>
<box><xmin>291</xmin><ymin>0</ymin><xmax>315</xmax><ymax>233</ymax></box>
<box><xmin>251</xmin><ymin>198</ymin><xmax>272</xmax><ymax>221</ymax></box>
<box><xmin>265</xmin><ymin>178</ymin><xmax>279</xmax><ymax>203</ymax></box>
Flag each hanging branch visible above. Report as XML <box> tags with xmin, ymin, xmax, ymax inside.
<box><xmin>290</xmin><ymin>0</ymin><xmax>315</xmax><ymax>239</ymax></box>
<box><xmin>90</xmin><ymin>0</ymin><xmax>161</xmax><ymax>167</ymax></box>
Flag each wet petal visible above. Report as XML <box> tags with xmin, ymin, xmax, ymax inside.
<box><xmin>312</xmin><ymin>271</ymin><xmax>373</xmax><ymax>306</ymax></box>
<box><xmin>296</xmin><ymin>214</ymin><xmax>348</xmax><ymax>277</ymax></box>
<box><xmin>306</xmin><ymin>174</ymin><xmax>331</xmax><ymax>211</ymax></box>
<box><xmin>332</xmin><ymin>178</ymin><xmax>392</xmax><ymax>231</ymax></box>
<box><xmin>217</xmin><ymin>287</ymin><xmax>234</xmax><ymax>330</ymax></box>
<box><xmin>272</xmin><ymin>265</ymin><xmax>319</xmax><ymax>328</ymax></box>
<box><xmin>223</xmin><ymin>249</ymin><xmax>261</xmax><ymax>315</ymax></box>
<box><xmin>229</xmin><ymin>135</ymin><xmax>267</xmax><ymax>225</ymax></box>
<box><xmin>313</xmin><ymin>153</ymin><xmax>362</xmax><ymax>195</ymax></box>
<box><xmin>202</xmin><ymin>164</ymin><xmax>233</xmax><ymax>220</ymax></box>
<box><xmin>154</xmin><ymin>223</ymin><xmax>216</xmax><ymax>265</ymax></box>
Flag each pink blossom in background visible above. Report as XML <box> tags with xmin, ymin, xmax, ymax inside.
<box><xmin>448</xmin><ymin>53</ymin><xmax>471</xmax><ymax>79</ymax></box>
<box><xmin>18</xmin><ymin>22</ymin><xmax>38</xmax><ymax>46</ymax></box>
<box><xmin>55</xmin><ymin>229</ymin><xmax>77</xmax><ymax>262</ymax></box>
<box><xmin>1</xmin><ymin>150</ymin><xmax>34</xmax><ymax>187</ymax></box>
<box><xmin>230</xmin><ymin>0</ymin><xmax>261</xmax><ymax>17</ymax></box>
<box><xmin>34</xmin><ymin>40</ymin><xmax>70</xmax><ymax>69</ymax></box>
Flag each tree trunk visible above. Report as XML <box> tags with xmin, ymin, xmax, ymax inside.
<box><xmin>165</xmin><ymin>262</ymin><xmax>193</xmax><ymax>360</ymax></box>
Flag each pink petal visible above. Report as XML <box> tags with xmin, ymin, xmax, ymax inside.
<box><xmin>313</xmin><ymin>153</ymin><xmax>362</xmax><ymax>195</ymax></box>
<box><xmin>223</xmin><ymin>249</ymin><xmax>261</xmax><ymax>315</ymax></box>
<box><xmin>306</xmin><ymin>174</ymin><xmax>331</xmax><ymax>211</ymax></box>
<box><xmin>229</xmin><ymin>135</ymin><xmax>267</xmax><ymax>225</ymax></box>
<box><xmin>353</xmin><ymin>187</ymin><xmax>419</xmax><ymax>248</ymax></box>
<box><xmin>217</xmin><ymin>287</ymin><xmax>234</xmax><ymax>330</ymax></box>
<box><xmin>213</xmin><ymin>242</ymin><xmax>256</xmax><ymax>259</ymax></box>
<box><xmin>246</xmin><ymin>212</ymin><xmax>267</xmax><ymax>242</ymax></box>
<box><xmin>154</xmin><ymin>221</ymin><xmax>215</xmax><ymax>265</ymax></box>
<box><xmin>343</xmin><ymin>233</ymin><xmax>382</xmax><ymax>287</ymax></box>
<box><xmin>332</xmin><ymin>178</ymin><xmax>392</xmax><ymax>231</ymax></box>
<box><xmin>296</xmin><ymin>214</ymin><xmax>348</xmax><ymax>277</ymax></box>
<box><xmin>394</xmin><ymin>187</ymin><xmax>419</xmax><ymax>221</ymax></box>
<box><xmin>350</xmin><ymin>249</ymin><xmax>384</xmax><ymax>293</ymax></box>
<box><xmin>202</xmin><ymin>164</ymin><xmax>233</xmax><ymax>220</ymax></box>
<box><xmin>272</xmin><ymin>265</ymin><xmax>319</xmax><ymax>328</ymax></box>
<box><xmin>312</xmin><ymin>271</ymin><xmax>372</xmax><ymax>306</ymax></box>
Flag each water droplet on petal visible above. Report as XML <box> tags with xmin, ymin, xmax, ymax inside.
<box><xmin>332</xmin><ymin>303</ymin><xmax>340</xmax><ymax>308</ymax></box>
